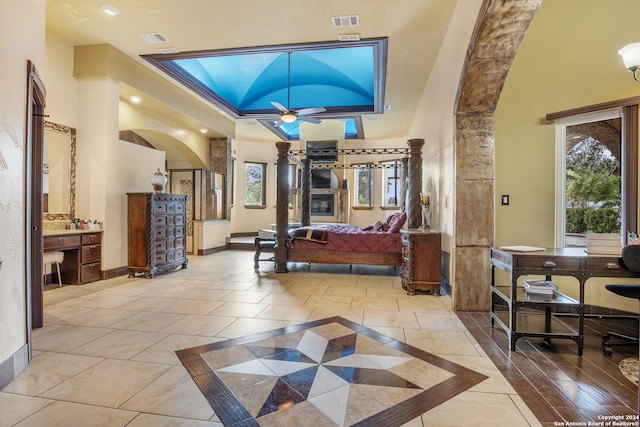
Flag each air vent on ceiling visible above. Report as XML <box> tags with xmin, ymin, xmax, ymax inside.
<box><xmin>158</xmin><ymin>47</ymin><xmax>179</xmax><ymax>54</ymax></box>
<box><xmin>332</xmin><ymin>15</ymin><xmax>359</xmax><ymax>28</ymax></box>
<box><xmin>338</xmin><ymin>34</ymin><xmax>360</xmax><ymax>41</ymax></box>
<box><xmin>139</xmin><ymin>32</ymin><xmax>169</xmax><ymax>43</ymax></box>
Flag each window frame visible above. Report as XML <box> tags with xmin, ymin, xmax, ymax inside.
<box><xmin>552</xmin><ymin>103</ymin><xmax>638</xmax><ymax>247</ymax></box>
<box><xmin>352</xmin><ymin>162</ymin><xmax>373</xmax><ymax>209</ymax></box>
<box><xmin>244</xmin><ymin>161</ymin><xmax>267</xmax><ymax>208</ymax></box>
<box><xmin>380</xmin><ymin>158</ymin><xmax>403</xmax><ymax>208</ymax></box>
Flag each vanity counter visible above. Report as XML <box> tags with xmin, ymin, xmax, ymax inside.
<box><xmin>43</xmin><ymin>230</ymin><xmax>102</xmax><ymax>284</ymax></box>
<box><xmin>44</xmin><ymin>228</ymin><xmax>102</xmax><ymax>236</ymax></box>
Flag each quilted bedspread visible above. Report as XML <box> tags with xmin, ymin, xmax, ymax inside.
<box><xmin>288</xmin><ymin>225</ymin><xmax>402</xmax><ymax>253</ymax></box>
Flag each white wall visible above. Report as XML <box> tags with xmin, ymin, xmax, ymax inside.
<box><xmin>0</xmin><ymin>0</ymin><xmax>45</xmax><ymax>369</ymax></box>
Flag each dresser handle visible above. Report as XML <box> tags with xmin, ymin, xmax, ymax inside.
<box><xmin>605</xmin><ymin>262</ymin><xmax>620</xmax><ymax>269</ymax></box>
<box><xmin>542</xmin><ymin>261</ymin><xmax>557</xmax><ymax>268</ymax></box>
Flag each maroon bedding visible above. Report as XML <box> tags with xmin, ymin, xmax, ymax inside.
<box><xmin>288</xmin><ymin>225</ymin><xmax>402</xmax><ymax>253</ymax></box>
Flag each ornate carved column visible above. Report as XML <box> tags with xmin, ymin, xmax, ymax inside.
<box><xmin>407</xmin><ymin>139</ymin><xmax>424</xmax><ymax>229</ymax></box>
<box><xmin>400</xmin><ymin>157</ymin><xmax>409</xmax><ymax>213</ymax></box>
<box><xmin>275</xmin><ymin>141</ymin><xmax>291</xmax><ymax>273</ymax></box>
<box><xmin>300</xmin><ymin>158</ymin><xmax>311</xmax><ymax>226</ymax></box>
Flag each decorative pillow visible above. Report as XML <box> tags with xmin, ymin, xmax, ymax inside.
<box><xmin>361</xmin><ymin>224</ymin><xmax>374</xmax><ymax>231</ymax></box>
<box><xmin>387</xmin><ymin>212</ymin><xmax>407</xmax><ymax>233</ymax></box>
<box><xmin>289</xmin><ymin>226</ymin><xmax>328</xmax><ymax>242</ymax></box>
<box><xmin>373</xmin><ymin>220</ymin><xmax>384</xmax><ymax>231</ymax></box>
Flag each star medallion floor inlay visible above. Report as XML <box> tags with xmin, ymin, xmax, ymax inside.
<box><xmin>177</xmin><ymin>316</ymin><xmax>488</xmax><ymax>426</ymax></box>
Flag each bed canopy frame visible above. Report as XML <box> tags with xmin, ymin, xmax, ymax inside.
<box><xmin>274</xmin><ymin>138</ymin><xmax>425</xmax><ymax>273</ymax></box>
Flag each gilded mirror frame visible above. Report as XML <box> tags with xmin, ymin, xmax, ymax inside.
<box><xmin>43</xmin><ymin>121</ymin><xmax>76</xmax><ymax>220</ymax></box>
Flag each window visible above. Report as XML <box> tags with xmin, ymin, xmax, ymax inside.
<box><xmin>554</xmin><ymin>106</ymin><xmax>638</xmax><ymax>248</ymax></box>
<box><xmin>380</xmin><ymin>159</ymin><xmax>402</xmax><ymax>207</ymax></box>
<box><xmin>353</xmin><ymin>164</ymin><xmax>373</xmax><ymax>207</ymax></box>
<box><xmin>245</xmin><ymin>162</ymin><xmax>266</xmax><ymax>207</ymax></box>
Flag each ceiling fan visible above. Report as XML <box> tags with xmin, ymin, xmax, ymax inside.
<box><xmin>270</xmin><ymin>101</ymin><xmax>326</xmax><ymax>126</ymax></box>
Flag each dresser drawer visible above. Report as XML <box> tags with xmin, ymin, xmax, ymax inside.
<box><xmin>80</xmin><ymin>262</ymin><xmax>101</xmax><ymax>283</ymax></box>
<box><xmin>585</xmin><ymin>257</ymin><xmax>624</xmax><ymax>271</ymax></box>
<box><xmin>154</xmin><ymin>227</ymin><xmax>167</xmax><ymax>239</ymax></box>
<box><xmin>154</xmin><ymin>240</ymin><xmax>167</xmax><ymax>252</ymax></box>
<box><xmin>174</xmin><ymin>203</ymin><xmax>185</xmax><ymax>214</ymax></box>
<box><xmin>153</xmin><ymin>202</ymin><xmax>168</xmax><ymax>214</ymax></box>
<box><xmin>81</xmin><ymin>244</ymin><xmax>101</xmax><ymax>263</ymax></box>
<box><xmin>176</xmin><ymin>248</ymin><xmax>185</xmax><ymax>259</ymax></box>
<box><xmin>175</xmin><ymin>237</ymin><xmax>185</xmax><ymax>249</ymax></box>
<box><xmin>154</xmin><ymin>215</ymin><xmax>167</xmax><ymax>226</ymax></box>
<box><xmin>81</xmin><ymin>233</ymin><xmax>101</xmax><ymax>245</ymax></box>
<box><xmin>153</xmin><ymin>253</ymin><xmax>167</xmax><ymax>265</ymax></box>
<box><xmin>175</xmin><ymin>226</ymin><xmax>185</xmax><ymax>238</ymax></box>
<box><xmin>44</xmin><ymin>235</ymin><xmax>81</xmax><ymax>249</ymax></box>
<box><xmin>516</xmin><ymin>257</ymin><xmax>581</xmax><ymax>270</ymax></box>
<box><xmin>174</xmin><ymin>215</ymin><xmax>185</xmax><ymax>226</ymax></box>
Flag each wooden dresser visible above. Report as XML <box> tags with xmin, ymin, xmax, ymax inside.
<box><xmin>43</xmin><ymin>230</ymin><xmax>102</xmax><ymax>284</ymax></box>
<box><xmin>400</xmin><ymin>229</ymin><xmax>442</xmax><ymax>295</ymax></box>
<box><xmin>127</xmin><ymin>193</ymin><xmax>188</xmax><ymax>278</ymax></box>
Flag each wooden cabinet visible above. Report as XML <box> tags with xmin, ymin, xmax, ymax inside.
<box><xmin>400</xmin><ymin>229</ymin><xmax>441</xmax><ymax>295</ymax></box>
<box><xmin>127</xmin><ymin>193</ymin><xmax>188</xmax><ymax>278</ymax></box>
<box><xmin>43</xmin><ymin>231</ymin><xmax>102</xmax><ymax>285</ymax></box>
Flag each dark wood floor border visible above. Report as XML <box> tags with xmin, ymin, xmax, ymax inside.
<box><xmin>178</xmin><ymin>316</ymin><xmax>489</xmax><ymax>426</ymax></box>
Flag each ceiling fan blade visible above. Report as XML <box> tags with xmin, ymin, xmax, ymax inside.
<box><xmin>295</xmin><ymin>106</ymin><xmax>326</xmax><ymax>116</ymax></box>
<box><xmin>275</xmin><ymin>119</ymin><xmax>284</xmax><ymax>127</ymax></box>
<box><xmin>297</xmin><ymin>116</ymin><xmax>322</xmax><ymax>124</ymax></box>
<box><xmin>270</xmin><ymin>101</ymin><xmax>289</xmax><ymax>113</ymax></box>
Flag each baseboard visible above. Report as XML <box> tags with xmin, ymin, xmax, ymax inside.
<box><xmin>101</xmin><ymin>266</ymin><xmax>129</xmax><ymax>280</ymax></box>
<box><xmin>0</xmin><ymin>343</ymin><xmax>29</xmax><ymax>390</ymax></box>
<box><xmin>198</xmin><ymin>245</ymin><xmax>228</xmax><ymax>256</ymax></box>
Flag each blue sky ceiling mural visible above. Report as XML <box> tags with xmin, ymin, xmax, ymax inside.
<box><xmin>142</xmin><ymin>38</ymin><xmax>387</xmax><ymax>139</ymax></box>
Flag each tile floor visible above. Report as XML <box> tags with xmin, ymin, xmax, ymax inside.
<box><xmin>1</xmin><ymin>250</ymin><xmax>541</xmax><ymax>426</ymax></box>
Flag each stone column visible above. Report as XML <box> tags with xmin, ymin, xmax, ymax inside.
<box><xmin>407</xmin><ymin>139</ymin><xmax>424</xmax><ymax>229</ymax></box>
<box><xmin>275</xmin><ymin>141</ymin><xmax>291</xmax><ymax>273</ymax></box>
<box><xmin>300</xmin><ymin>158</ymin><xmax>311</xmax><ymax>226</ymax></box>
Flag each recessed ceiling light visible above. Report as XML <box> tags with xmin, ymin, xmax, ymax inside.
<box><xmin>176</xmin><ymin>130</ymin><xmax>186</xmax><ymax>137</ymax></box>
<box><xmin>200</xmin><ymin>128</ymin><xmax>208</xmax><ymax>134</ymax></box>
<box><xmin>101</xmin><ymin>5</ymin><xmax>120</xmax><ymax>16</ymax></box>
<box><xmin>129</xmin><ymin>96</ymin><xmax>141</xmax><ymax>104</ymax></box>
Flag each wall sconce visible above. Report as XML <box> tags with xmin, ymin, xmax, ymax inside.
<box><xmin>619</xmin><ymin>42</ymin><xmax>640</xmax><ymax>82</ymax></box>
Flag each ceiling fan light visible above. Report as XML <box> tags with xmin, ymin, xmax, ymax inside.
<box><xmin>281</xmin><ymin>113</ymin><xmax>297</xmax><ymax>123</ymax></box>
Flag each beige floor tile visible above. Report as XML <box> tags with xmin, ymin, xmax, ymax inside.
<box><xmin>304</xmin><ymin>294</ymin><xmax>354</xmax><ymax>308</ymax></box>
<box><xmin>308</xmin><ymin>307</ymin><xmax>364</xmax><ymax>324</ymax></box>
<box><xmin>32</xmin><ymin>325</ymin><xmax>113</xmax><ymax>353</ymax></box>
<box><xmin>11</xmin><ymin>400</ymin><xmax>138</xmax><ymax>427</ymax></box>
<box><xmin>351</xmin><ymin>296</ymin><xmax>400</xmax><ymax>310</ymax></box>
<box><xmin>256</xmin><ymin>304</ymin><xmax>315</xmax><ymax>321</ymax></box>
<box><xmin>126</xmin><ymin>413</ymin><xmax>223</xmax><ymax>427</ymax></box>
<box><xmin>420</xmin><ymin>391</ymin><xmax>541</xmax><ymax>427</ymax></box>
<box><xmin>0</xmin><ymin>392</ymin><xmax>54</xmax><ymax>426</ymax></box>
<box><xmin>324</xmin><ymin>286</ymin><xmax>367</xmax><ymax>298</ymax></box>
<box><xmin>415</xmin><ymin>311</ymin><xmax>467</xmax><ymax>331</ymax></box>
<box><xmin>363</xmin><ymin>309</ymin><xmax>420</xmax><ymax>329</ymax></box>
<box><xmin>108</xmin><ymin>311</ymin><xmax>186</xmax><ymax>332</ymax></box>
<box><xmin>42</xmin><ymin>304</ymin><xmax>95</xmax><ymax>323</ymax></box>
<box><xmin>160</xmin><ymin>314</ymin><xmax>236</xmax><ymax>337</ymax></box>
<box><xmin>209</xmin><ymin>301</ymin><xmax>268</xmax><ymax>317</ymax></box>
<box><xmin>2</xmin><ymin>352</ymin><xmax>103</xmax><ymax>396</ymax></box>
<box><xmin>120</xmin><ymin>366</ymin><xmax>215</xmax><ymax>420</ymax></box>
<box><xmin>114</xmin><ymin>297</ymin><xmax>175</xmax><ymax>313</ymax></box>
<box><xmin>40</xmin><ymin>359</ymin><xmax>171</xmax><ymax>408</ymax></box>
<box><xmin>365</xmin><ymin>287</ymin><xmax>410</xmax><ymax>299</ymax></box>
<box><xmin>259</xmin><ymin>292</ymin><xmax>310</xmax><ymax>306</ymax></box>
<box><xmin>217</xmin><ymin>290</ymin><xmax>271</xmax><ymax>303</ymax></box>
<box><xmin>172</xmin><ymin>288</ymin><xmax>231</xmax><ymax>301</ymax></box>
<box><xmin>71</xmin><ymin>293</ymin><xmax>142</xmax><ymax>309</ymax></box>
<box><xmin>397</xmin><ymin>296</ymin><xmax>452</xmax><ymax>312</ymax></box>
<box><xmin>365</xmin><ymin>326</ymin><xmax>407</xmax><ymax>342</ymax></box>
<box><xmin>216</xmin><ymin>318</ymin><xmax>289</xmax><ymax>338</ymax></box>
<box><xmin>63</xmin><ymin>308</ymin><xmax>139</xmax><ymax>327</ymax></box>
<box><xmin>404</xmin><ymin>329</ymin><xmax>481</xmax><ymax>356</ymax></box>
<box><xmin>158</xmin><ymin>299</ymin><xmax>224</xmax><ymax>315</ymax></box>
<box><xmin>72</xmin><ymin>329</ymin><xmax>168</xmax><ymax>359</ymax></box>
<box><xmin>130</xmin><ymin>334</ymin><xmax>227</xmax><ymax>365</ymax></box>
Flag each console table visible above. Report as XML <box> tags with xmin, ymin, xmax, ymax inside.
<box><xmin>490</xmin><ymin>247</ymin><xmax>640</xmax><ymax>355</ymax></box>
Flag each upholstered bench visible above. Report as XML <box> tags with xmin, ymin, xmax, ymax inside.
<box><xmin>254</xmin><ymin>237</ymin><xmax>276</xmax><ymax>269</ymax></box>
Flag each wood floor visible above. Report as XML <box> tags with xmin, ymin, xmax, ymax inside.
<box><xmin>459</xmin><ymin>311</ymin><xmax>639</xmax><ymax>427</ymax></box>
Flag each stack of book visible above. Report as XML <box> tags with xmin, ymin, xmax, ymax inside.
<box><xmin>586</xmin><ymin>233</ymin><xmax>622</xmax><ymax>255</ymax></box>
<box><xmin>522</xmin><ymin>279</ymin><xmax>557</xmax><ymax>295</ymax></box>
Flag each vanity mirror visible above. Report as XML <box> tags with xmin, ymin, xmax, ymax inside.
<box><xmin>43</xmin><ymin>121</ymin><xmax>76</xmax><ymax>220</ymax></box>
